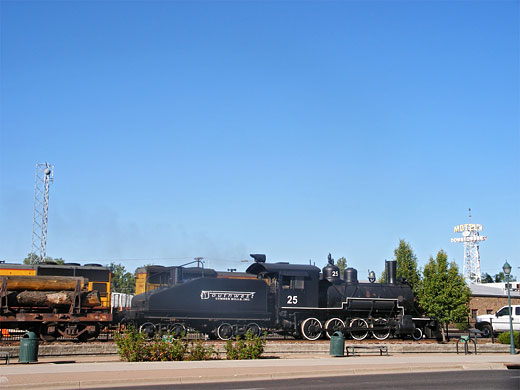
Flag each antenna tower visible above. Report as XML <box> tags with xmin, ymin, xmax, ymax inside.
<box><xmin>450</xmin><ymin>208</ymin><xmax>487</xmax><ymax>284</ymax></box>
<box><xmin>31</xmin><ymin>163</ymin><xmax>54</xmax><ymax>264</ymax></box>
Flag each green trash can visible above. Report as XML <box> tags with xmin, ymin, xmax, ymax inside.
<box><xmin>19</xmin><ymin>331</ymin><xmax>39</xmax><ymax>363</ymax></box>
<box><xmin>330</xmin><ymin>331</ymin><xmax>345</xmax><ymax>357</ymax></box>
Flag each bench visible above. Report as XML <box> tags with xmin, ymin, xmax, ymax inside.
<box><xmin>346</xmin><ymin>345</ymin><xmax>388</xmax><ymax>357</ymax></box>
<box><xmin>0</xmin><ymin>352</ymin><xmax>10</xmax><ymax>365</ymax></box>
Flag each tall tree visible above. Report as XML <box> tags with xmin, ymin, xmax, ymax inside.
<box><xmin>377</xmin><ymin>240</ymin><xmax>421</xmax><ymax>293</ymax></box>
<box><xmin>110</xmin><ymin>263</ymin><xmax>136</xmax><ymax>294</ymax></box>
<box><xmin>419</xmin><ymin>250</ymin><xmax>471</xmax><ymax>343</ymax></box>
<box><xmin>393</xmin><ymin>239</ymin><xmax>421</xmax><ymax>295</ymax></box>
<box><xmin>336</xmin><ymin>257</ymin><xmax>347</xmax><ymax>274</ymax></box>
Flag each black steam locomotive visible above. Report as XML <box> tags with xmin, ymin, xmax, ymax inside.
<box><xmin>125</xmin><ymin>254</ymin><xmax>438</xmax><ymax>341</ymax></box>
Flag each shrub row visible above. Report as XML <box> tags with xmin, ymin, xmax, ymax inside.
<box><xmin>114</xmin><ymin>327</ymin><xmax>266</xmax><ymax>362</ymax></box>
<box><xmin>114</xmin><ymin>328</ymin><xmax>215</xmax><ymax>362</ymax></box>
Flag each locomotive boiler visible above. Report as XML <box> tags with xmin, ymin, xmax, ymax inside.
<box><xmin>125</xmin><ymin>254</ymin><xmax>438</xmax><ymax>341</ymax></box>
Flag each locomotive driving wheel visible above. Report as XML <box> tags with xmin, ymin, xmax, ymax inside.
<box><xmin>324</xmin><ymin>318</ymin><xmax>345</xmax><ymax>339</ymax></box>
<box><xmin>217</xmin><ymin>323</ymin><xmax>234</xmax><ymax>340</ymax></box>
<box><xmin>371</xmin><ymin>318</ymin><xmax>390</xmax><ymax>341</ymax></box>
<box><xmin>301</xmin><ymin>317</ymin><xmax>323</xmax><ymax>341</ymax></box>
<box><xmin>349</xmin><ymin>318</ymin><xmax>369</xmax><ymax>341</ymax></box>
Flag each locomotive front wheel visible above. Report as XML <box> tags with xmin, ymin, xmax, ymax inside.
<box><xmin>217</xmin><ymin>323</ymin><xmax>234</xmax><ymax>340</ymax></box>
<box><xmin>349</xmin><ymin>318</ymin><xmax>369</xmax><ymax>341</ymax></box>
<box><xmin>371</xmin><ymin>318</ymin><xmax>390</xmax><ymax>341</ymax></box>
<box><xmin>301</xmin><ymin>317</ymin><xmax>323</xmax><ymax>341</ymax></box>
<box><xmin>324</xmin><ymin>318</ymin><xmax>345</xmax><ymax>339</ymax></box>
<box><xmin>139</xmin><ymin>322</ymin><xmax>156</xmax><ymax>339</ymax></box>
<box><xmin>412</xmin><ymin>327</ymin><xmax>423</xmax><ymax>341</ymax></box>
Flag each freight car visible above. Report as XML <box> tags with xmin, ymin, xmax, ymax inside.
<box><xmin>124</xmin><ymin>254</ymin><xmax>439</xmax><ymax>341</ymax></box>
<box><xmin>0</xmin><ymin>262</ymin><xmax>112</xmax><ymax>341</ymax></box>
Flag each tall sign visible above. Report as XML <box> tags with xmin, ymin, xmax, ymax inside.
<box><xmin>450</xmin><ymin>208</ymin><xmax>487</xmax><ymax>284</ymax></box>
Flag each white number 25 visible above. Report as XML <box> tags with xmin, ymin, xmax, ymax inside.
<box><xmin>287</xmin><ymin>295</ymin><xmax>298</xmax><ymax>304</ymax></box>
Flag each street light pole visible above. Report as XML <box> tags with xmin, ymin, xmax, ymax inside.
<box><xmin>503</xmin><ymin>261</ymin><xmax>515</xmax><ymax>355</ymax></box>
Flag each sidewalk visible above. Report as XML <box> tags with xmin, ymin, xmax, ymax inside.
<box><xmin>1</xmin><ymin>353</ymin><xmax>519</xmax><ymax>389</ymax></box>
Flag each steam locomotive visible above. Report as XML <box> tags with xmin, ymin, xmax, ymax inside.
<box><xmin>125</xmin><ymin>254</ymin><xmax>439</xmax><ymax>341</ymax></box>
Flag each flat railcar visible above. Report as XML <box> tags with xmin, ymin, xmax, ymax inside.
<box><xmin>0</xmin><ymin>262</ymin><xmax>112</xmax><ymax>341</ymax></box>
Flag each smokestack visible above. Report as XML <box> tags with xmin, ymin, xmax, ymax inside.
<box><xmin>386</xmin><ymin>260</ymin><xmax>397</xmax><ymax>284</ymax></box>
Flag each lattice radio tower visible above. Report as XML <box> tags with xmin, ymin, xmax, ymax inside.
<box><xmin>450</xmin><ymin>208</ymin><xmax>487</xmax><ymax>284</ymax></box>
<box><xmin>30</xmin><ymin>163</ymin><xmax>54</xmax><ymax>264</ymax></box>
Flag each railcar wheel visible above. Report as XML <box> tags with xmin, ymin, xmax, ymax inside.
<box><xmin>217</xmin><ymin>323</ymin><xmax>233</xmax><ymax>340</ymax></box>
<box><xmin>371</xmin><ymin>318</ymin><xmax>391</xmax><ymax>341</ymax></box>
<box><xmin>77</xmin><ymin>324</ymin><xmax>100</xmax><ymax>342</ymax></box>
<box><xmin>40</xmin><ymin>322</ymin><xmax>58</xmax><ymax>342</ymax></box>
<box><xmin>301</xmin><ymin>317</ymin><xmax>323</xmax><ymax>341</ymax></box>
<box><xmin>139</xmin><ymin>322</ymin><xmax>156</xmax><ymax>339</ymax></box>
<box><xmin>168</xmin><ymin>323</ymin><xmax>185</xmax><ymax>338</ymax></box>
<box><xmin>412</xmin><ymin>327</ymin><xmax>423</xmax><ymax>341</ymax></box>
<box><xmin>245</xmin><ymin>323</ymin><xmax>261</xmax><ymax>337</ymax></box>
<box><xmin>324</xmin><ymin>318</ymin><xmax>345</xmax><ymax>339</ymax></box>
<box><xmin>349</xmin><ymin>318</ymin><xmax>369</xmax><ymax>341</ymax></box>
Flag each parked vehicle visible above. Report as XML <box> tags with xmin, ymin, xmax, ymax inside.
<box><xmin>475</xmin><ymin>305</ymin><xmax>520</xmax><ymax>337</ymax></box>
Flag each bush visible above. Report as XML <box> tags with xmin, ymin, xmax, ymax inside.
<box><xmin>225</xmin><ymin>330</ymin><xmax>266</xmax><ymax>360</ymax></box>
<box><xmin>114</xmin><ymin>327</ymin><xmax>216</xmax><ymax>362</ymax></box>
<box><xmin>497</xmin><ymin>331</ymin><xmax>520</xmax><ymax>349</ymax></box>
<box><xmin>114</xmin><ymin>326</ymin><xmax>148</xmax><ymax>362</ymax></box>
<box><xmin>186</xmin><ymin>339</ymin><xmax>217</xmax><ymax>361</ymax></box>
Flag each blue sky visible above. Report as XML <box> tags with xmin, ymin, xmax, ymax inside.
<box><xmin>1</xmin><ymin>1</ymin><xmax>518</xmax><ymax>277</ymax></box>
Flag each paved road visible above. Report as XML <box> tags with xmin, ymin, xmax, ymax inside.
<box><xmin>88</xmin><ymin>370</ymin><xmax>520</xmax><ymax>390</ymax></box>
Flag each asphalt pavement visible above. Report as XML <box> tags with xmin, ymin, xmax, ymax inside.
<box><xmin>88</xmin><ymin>370</ymin><xmax>520</xmax><ymax>390</ymax></box>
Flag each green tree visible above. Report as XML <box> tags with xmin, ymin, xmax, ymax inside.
<box><xmin>23</xmin><ymin>253</ymin><xmax>39</xmax><ymax>264</ymax></box>
<box><xmin>393</xmin><ymin>239</ymin><xmax>421</xmax><ymax>295</ymax></box>
<box><xmin>53</xmin><ymin>257</ymin><xmax>65</xmax><ymax>265</ymax></box>
<box><xmin>111</xmin><ymin>263</ymin><xmax>136</xmax><ymax>294</ymax></box>
<box><xmin>481</xmin><ymin>273</ymin><xmax>494</xmax><ymax>283</ymax></box>
<box><xmin>377</xmin><ymin>240</ymin><xmax>421</xmax><ymax>294</ymax></box>
<box><xmin>419</xmin><ymin>250</ymin><xmax>471</xmax><ymax>343</ymax></box>
<box><xmin>481</xmin><ymin>271</ymin><xmax>516</xmax><ymax>283</ymax></box>
<box><xmin>336</xmin><ymin>257</ymin><xmax>347</xmax><ymax>274</ymax></box>
<box><xmin>23</xmin><ymin>253</ymin><xmax>64</xmax><ymax>264</ymax></box>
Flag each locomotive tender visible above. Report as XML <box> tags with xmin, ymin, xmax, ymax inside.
<box><xmin>126</xmin><ymin>254</ymin><xmax>438</xmax><ymax>341</ymax></box>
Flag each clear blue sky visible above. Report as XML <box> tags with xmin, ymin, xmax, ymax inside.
<box><xmin>1</xmin><ymin>1</ymin><xmax>518</xmax><ymax>277</ymax></box>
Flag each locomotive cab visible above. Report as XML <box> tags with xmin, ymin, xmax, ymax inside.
<box><xmin>246</xmin><ymin>258</ymin><xmax>321</xmax><ymax>329</ymax></box>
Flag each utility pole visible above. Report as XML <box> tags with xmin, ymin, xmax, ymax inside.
<box><xmin>194</xmin><ymin>257</ymin><xmax>204</xmax><ymax>268</ymax></box>
<box><xmin>31</xmin><ymin>163</ymin><xmax>54</xmax><ymax>264</ymax></box>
